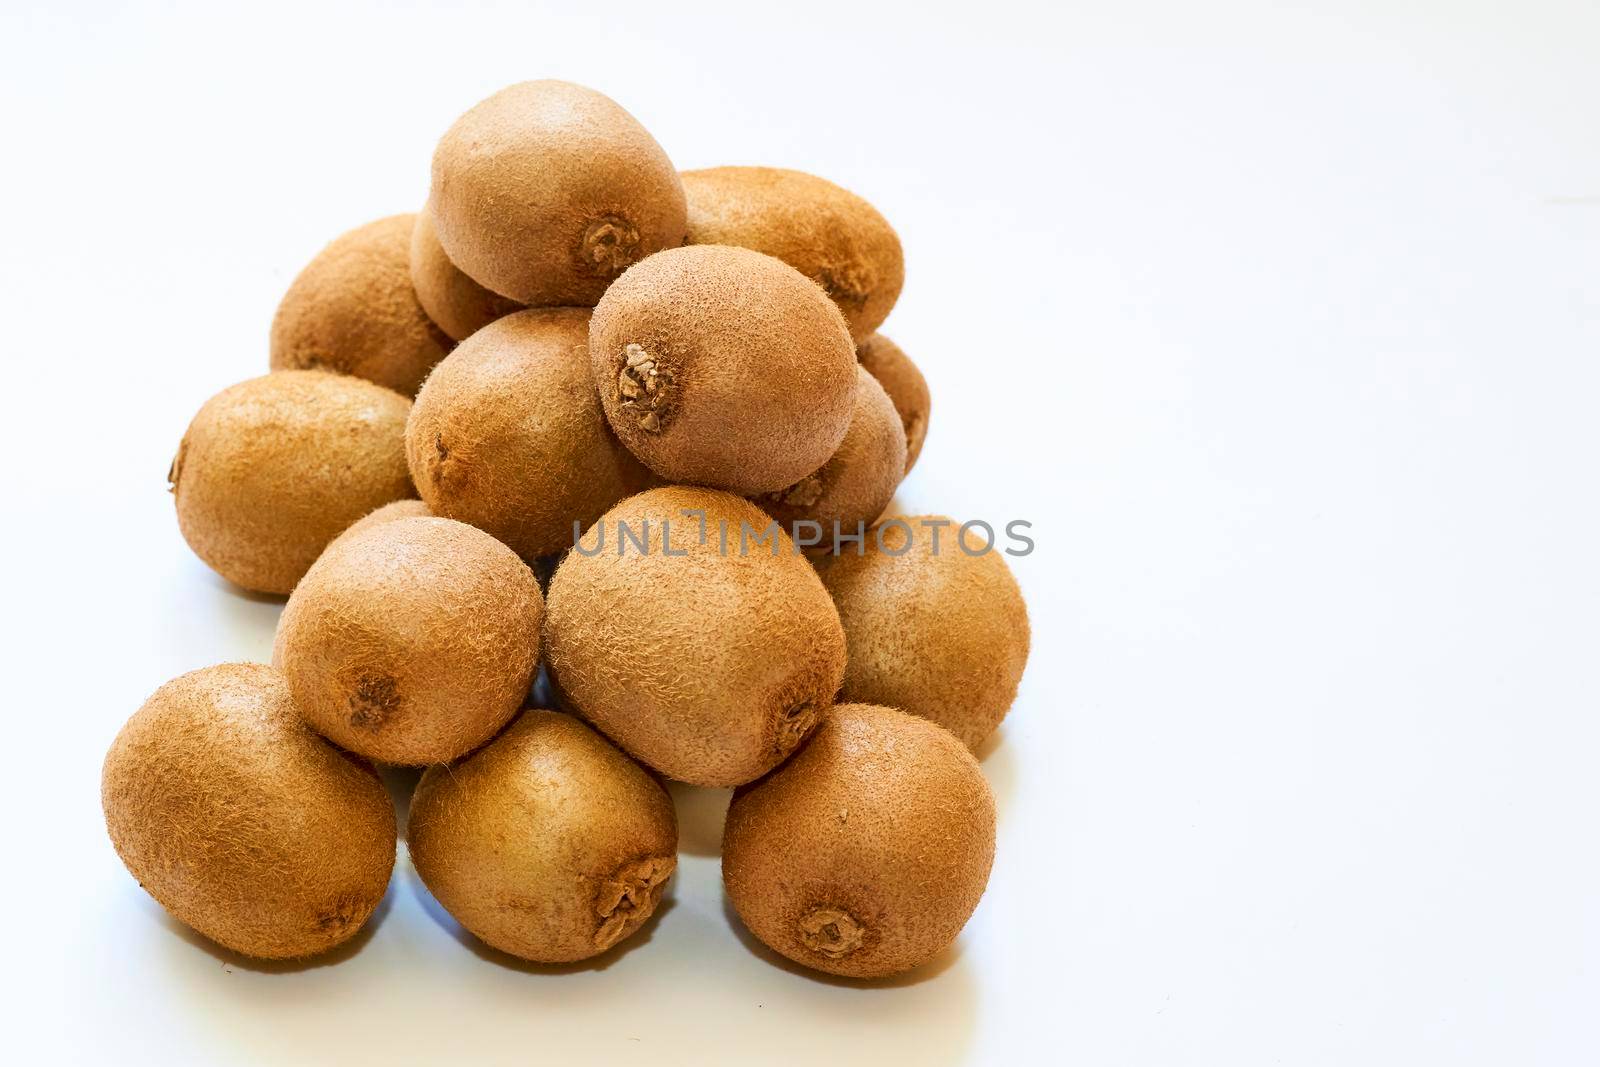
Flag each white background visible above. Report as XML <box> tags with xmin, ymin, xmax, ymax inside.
<box><xmin>2</xmin><ymin>1</ymin><xmax>1596</xmax><ymax>1063</ymax></box>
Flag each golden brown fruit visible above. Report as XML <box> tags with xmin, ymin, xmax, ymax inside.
<box><xmin>406</xmin><ymin>308</ymin><xmax>653</xmax><ymax>559</ymax></box>
<box><xmin>682</xmin><ymin>167</ymin><xmax>904</xmax><ymax>342</ymax></box>
<box><xmin>170</xmin><ymin>371</ymin><xmax>415</xmax><ymax>595</ymax></box>
<box><xmin>856</xmin><ymin>333</ymin><xmax>930</xmax><ymax>474</ymax></box>
<box><xmin>408</xmin><ymin>710</ymin><xmax>677</xmax><ymax>962</ymax></box>
<box><xmin>269</xmin><ymin>214</ymin><xmax>453</xmax><ymax>395</ymax></box>
<box><xmin>429</xmin><ymin>80</ymin><xmax>687</xmax><ymax>305</ymax></box>
<box><xmin>756</xmin><ymin>366</ymin><xmax>905</xmax><ymax>546</ymax></box>
<box><xmin>722</xmin><ymin>703</ymin><xmax>995</xmax><ymax>978</ymax></box>
<box><xmin>408</xmin><ymin>208</ymin><xmax>524</xmax><ymax>341</ymax></box>
<box><xmin>821</xmin><ymin>516</ymin><xmax>1029</xmax><ymax>749</ymax></box>
<box><xmin>327</xmin><ymin>499</ymin><xmax>432</xmax><ymax>554</ymax></box>
<box><xmin>589</xmin><ymin>245</ymin><xmax>856</xmax><ymax>494</ymax></box>
<box><xmin>544</xmin><ymin>486</ymin><xmax>846</xmax><ymax>786</ymax></box>
<box><xmin>274</xmin><ymin>516</ymin><xmax>543</xmax><ymax>764</ymax></box>
<box><xmin>102</xmin><ymin>663</ymin><xmax>396</xmax><ymax>959</ymax></box>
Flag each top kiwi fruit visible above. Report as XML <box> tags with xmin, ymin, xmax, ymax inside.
<box><xmin>269</xmin><ymin>214</ymin><xmax>453</xmax><ymax>396</ymax></box>
<box><xmin>821</xmin><ymin>515</ymin><xmax>1030</xmax><ymax>749</ymax></box>
<box><xmin>543</xmin><ymin>485</ymin><xmax>847</xmax><ymax>786</ymax></box>
<box><xmin>102</xmin><ymin>663</ymin><xmax>396</xmax><ymax>959</ymax></box>
<box><xmin>682</xmin><ymin>166</ymin><xmax>904</xmax><ymax>342</ymax></box>
<box><xmin>589</xmin><ymin>244</ymin><xmax>858</xmax><ymax>495</ymax></box>
<box><xmin>408</xmin><ymin>709</ymin><xmax>677</xmax><ymax>963</ymax></box>
<box><xmin>429</xmin><ymin>80</ymin><xmax>687</xmax><ymax>306</ymax></box>
<box><xmin>170</xmin><ymin>370</ymin><xmax>415</xmax><ymax>595</ymax></box>
<box><xmin>722</xmin><ymin>703</ymin><xmax>996</xmax><ymax>978</ymax></box>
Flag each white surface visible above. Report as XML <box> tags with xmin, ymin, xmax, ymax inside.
<box><xmin>3</xmin><ymin>1</ymin><xmax>1597</xmax><ymax>1063</ymax></box>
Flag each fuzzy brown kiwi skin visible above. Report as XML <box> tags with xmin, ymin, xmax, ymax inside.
<box><xmin>722</xmin><ymin>704</ymin><xmax>996</xmax><ymax>979</ymax></box>
<box><xmin>588</xmin><ymin>245</ymin><xmax>858</xmax><ymax>495</ymax></box>
<box><xmin>102</xmin><ymin>663</ymin><xmax>396</xmax><ymax>960</ymax></box>
<box><xmin>682</xmin><ymin>167</ymin><xmax>905</xmax><ymax>343</ymax></box>
<box><xmin>408</xmin><ymin>710</ymin><xmax>677</xmax><ymax>963</ymax></box>
<box><xmin>269</xmin><ymin>214</ymin><xmax>453</xmax><ymax>396</ymax></box>
<box><xmin>821</xmin><ymin>515</ymin><xmax>1029</xmax><ymax>750</ymax></box>
<box><xmin>325</xmin><ymin>499</ymin><xmax>432</xmax><ymax>555</ymax></box>
<box><xmin>543</xmin><ymin>486</ymin><xmax>847</xmax><ymax>787</ymax></box>
<box><xmin>406</xmin><ymin>308</ymin><xmax>655</xmax><ymax>560</ymax></box>
<box><xmin>429</xmin><ymin>80</ymin><xmax>687</xmax><ymax>306</ymax></box>
<box><xmin>756</xmin><ymin>366</ymin><xmax>905</xmax><ymax>545</ymax></box>
<box><xmin>409</xmin><ymin>208</ymin><xmax>525</xmax><ymax>342</ymax></box>
<box><xmin>170</xmin><ymin>371</ymin><xmax>416</xmax><ymax>596</ymax></box>
<box><xmin>274</xmin><ymin>516</ymin><xmax>543</xmax><ymax>765</ymax></box>
<box><xmin>856</xmin><ymin>333</ymin><xmax>930</xmax><ymax>474</ymax></box>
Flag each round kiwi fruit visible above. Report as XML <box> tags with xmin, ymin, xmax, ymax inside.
<box><xmin>429</xmin><ymin>80</ymin><xmax>687</xmax><ymax>305</ymax></box>
<box><xmin>757</xmin><ymin>366</ymin><xmax>905</xmax><ymax>543</ymax></box>
<box><xmin>406</xmin><ymin>308</ymin><xmax>653</xmax><ymax>560</ymax></box>
<box><xmin>681</xmin><ymin>166</ymin><xmax>904</xmax><ymax>342</ymax></box>
<box><xmin>102</xmin><ymin>663</ymin><xmax>396</xmax><ymax>959</ymax></box>
<box><xmin>409</xmin><ymin>208</ymin><xmax>524</xmax><ymax>341</ymax></box>
<box><xmin>408</xmin><ymin>710</ymin><xmax>677</xmax><ymax>962</ymax></box>
<box><xmin>269</xmin><ymin>214</ymin><xmax>452</xmax><ymax>395</ymax></box>
<box><xmin>821</xmin><ymin>516</ymin><xmax>1029</xmax><ymax>749</ymax></box>
<box><xmin>170</xmin><ymin>370</ymin><xmax>415</xmax><ymax>595</ymax></box>
<box><xmin>856</xmin><ymin>332</ymin><xmax>930</xmax><ymax>474</ymax></box>
<box><xmin>589</xmin><ymin>244</ymin><xmax>857</xmax><ymax>494</ymax></box>
<box><xmin>543</xmin><ymin>486</ymin><xmax>846</xmax><ymax>786</ymax></box>
<box><xmin>722</xmin><ymin>703</ymin><xmax>995</xmax><ymax>978</ymax></box>
<box><xmin>327</xmin><ymin>499</ymin><xmax>432</xmax><ymax>554</ymax></box>
<box><xmin>274</xmin><ymin>516</ymin><xmax>542</xmax><ymax>765</ymax></box>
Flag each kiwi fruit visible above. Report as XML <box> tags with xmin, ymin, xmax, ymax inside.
<box><xmin>269</xmin><ymin>214</ymin><xmax>453</xmax><ymax>395</ymax></box>
<box><xmin>821</xmin><ymin>516</ymin><xmax>1029</xmax><ymax>749</ymax></box>
<box><xmin>543</xmin><ymin>486</ymin><xmax>846</xmax><ymax>786</ymax></box>
<box><xmin>722</xmin><ymin>703</ymin><xmax>995</xmax><ymax>978</ymax></box>
<box><xmin>170</xmin><ymin>370</ymin><xmax>415</xmax><ymax>595</ymax></box>
<box><xmin>408</xmin><ymin>710</ymin><xmax>677</xmax><ymax>962</ymax></box>
<box><xmin>757</xmin><ymin>366</ymin><xmax>905</xmax><ymax>544</ymax></box>
<box><xmin>681</xmin><ymin>166</ymin><xmax>904</xmax><ymax>342</ymax></box>
<box><xmin>409</xmin><ymin>208</ymin><xmax>524</xmax><ymax>341</ymax></box>
<box><xmin>102</xmin><ymin>663</ymin><xmax>396</xmax><ymax>959</ymax></box>
<box><xmin>429</xmin><ymin>80</ymin><xmax>687</xmax><ymax>305</ymax></box>
<box><xmin>274</xmin><ymin>516</ymin><xmax>542</xmax><ymax>765</ymax></box>
<box><xmin>856</xmin><ymin>332</ymin><xmax>930</xmax><ymax>474</ymax></box>
<box><xmin>406</xmin><ymin>308</ymin><xmax>653</xmax><ymax>560</ymax></box>
<box><xmin>327</xmin><ymin>499</ymin><xmax>432</xmax><ymax>554</ymax></box>
<box><xmin>589</xmin><ymin>245</ymin><xmax>857</xmax><ymax>494</ymax></box>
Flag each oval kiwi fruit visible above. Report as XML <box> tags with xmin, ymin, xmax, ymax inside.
<box><xmin>722</xmin><ymin>703</ymin><xmax>995</xmax><ymax>978</ymax></box>
<box><xmin>406</xmin><ymin>308</ymin><xmax>652</xmax><ymax>560</ymax></box>
<box><xmin>274</xmin><ymin>516</ymin><xmax>542</xmax><ymax>765</ymax></box>
<box><xmin>408</xmin><ymin>208</ymin><xmax>524</xmax><ymax>341</ymax></box>
<box><xmin>544</xmin><ymin>486</ymin><xmax>846</xmax><ymax>786</ymax></box>
<box><xmin>757</xmin><ymin>366</ymin><xmax>905</xmax><ymax>543</ymax></box>
<box><xmin>589</xmin><ymin>244</ymin><xmax>857</xmax><ymax>494</ymax></box>
<box><xmin>102</xmin><ymin>663</ymin><xmax>396</xmax><ymax>959</ymax></box>
<box><xmin>408</xmin><ymin>710</ymin><xmax>677</xmax><ymax>962</ymax></box>
<box><xmin>856</xmin><ymin>332</ymin><xmax>930</xmax><ymax>474</ymax></box>
<box><xmin>429</xmin><ymin>80</ymin><xmax>687</xmax><ymax>305</ymax></box>
<box><xmin>170</xmin><ymin>370</ymin><xmax>415</xmax><ymax>595</ymax></box>
<box><xmin>269</xmin><ymin>214</ymin><xmax>453</xmax><ymax>395</ymax></box>
<box><xmin>681</xmin><ymin>166</ymin><xmax>904</xmax><ymax>342</ymax></box>
<box><xmin>821</xmin><ymin>515</ymin><xmax>1029</xmax><ymax>749</ymax></box>
<box><xmin>327</xmin><ymin>499</ymin><xmax>432</xmax><ymax>554</ymax></box>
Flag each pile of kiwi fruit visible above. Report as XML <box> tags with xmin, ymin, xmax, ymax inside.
<box><xmin>104</xmin><ymin>80</ymin><xmax>1030</xmax><ymax>979</ymax></box>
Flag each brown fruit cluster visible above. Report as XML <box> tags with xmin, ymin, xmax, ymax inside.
<box><xmin>107</xmin><ymin>80</ymin><xmax>1028</xmax><ymax>980</ymax></box>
